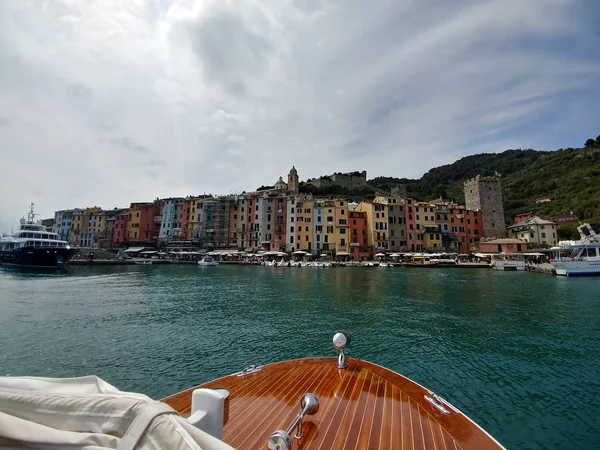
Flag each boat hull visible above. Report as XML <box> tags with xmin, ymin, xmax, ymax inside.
<box><xmin>552</xmin><ymin>261</ymin><xmax>600</xmax><ymax>276</ymax></box>
<box><xmin>163</xmin><ymin>357</ymin><xmax>504</xmax><ymax>449</ymax></box>
<box><xmin>0</xmin><ymin>246</ymin><xmax>76</xmax><ymax>269</ymax></box>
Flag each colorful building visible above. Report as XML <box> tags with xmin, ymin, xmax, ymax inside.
<box><xmin>130</xmin><ymin>202</ymin><xmax>160</xmax><ymax>245</ymax></box>
<box><xmin>296</xmin><ymin>198</ymin><xmax>314</xmax><ymax>252</ymax></box>
<box><xmin>356</xmin><ymin>197</ymin><xmax>389</xmax><ymax>252</ymax></box>
<box><xmin>386</xmin><ymin>196</ymin><xmax>406</xmax><ymax>251</ymax></box>
<box><xmin>478</xmin><ymin>238</ymin><xmax>528</xmax><ymax>253</ymax></box>
<box><xmin>127</xmin><ymin>205</ymin><xmax>142</xmax><ymax>243</ymax></box>
<box><xmin>113</xmin><ymin>210</ymin><xmax>129</xmax><ymax>247</ymax></box>
<box><xmin>403</xmin><ymin>199</ymin><xmax>419</xmax><ymax>251</ymax></box>
<box><xmin>271</xmin><ymin>195</ymin><xmax>287</xmax><ymax>251</ymax></box>
<box><xmin>348</xmin><ymin>211</ymin><xmax>370</xmax><ymax>261</ymax></box>
<box><xmin>333</xmin><ymin>199</ymin><xmax>349</xmax><ymax>255</ymax></box>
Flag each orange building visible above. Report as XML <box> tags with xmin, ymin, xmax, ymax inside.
<box><xmin>348</xmin><ymin>211</ymin><xmax>370</xmax><ymax>261</ymax></box>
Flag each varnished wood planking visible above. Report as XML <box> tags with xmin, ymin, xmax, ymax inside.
<box><xmin>162</xmin><ymin>357</ymin><xmax>504</xmax><ymax>449</ymax></box>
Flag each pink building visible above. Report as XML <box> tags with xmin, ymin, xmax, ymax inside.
<box><xmin>270</xmin><ymin>197</ymin><xmax>287</xmax><ymax>251</ymax></box>
<box><xmin>478</xmin><ymin>238</ymin><xmax>528</xmax><ymax>253</ymax></box>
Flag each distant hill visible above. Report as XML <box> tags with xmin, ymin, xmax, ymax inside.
<box><xmin>301</xmin><ymin>135</ymin><xmax>600</xmax><ymax>224</ymax></box>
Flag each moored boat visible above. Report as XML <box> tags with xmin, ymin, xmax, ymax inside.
<box><xmin>198</xmin><ymin>256</ymin><xmax>219</xmax><ymax>267</ymax></box>
<box><xmin>401</xmin><ymin>254</ymin><xmax>439</xmax><ymax>267</ymax></box>
<box><xmin>490</xmin><ymin>253</ymin><xmax>526</xmax><ymax>271</ymax></box>
<box><xmin>552</xmin><ymin>223</ymin><xmax>600</xmax><ymax>276</ymax></box>
<box><xmin>0</xmin><ymin>203</ymin><xmax>75</xmax><ymax>269</ymax></box>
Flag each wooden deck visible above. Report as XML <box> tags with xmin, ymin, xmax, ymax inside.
<box><xmin>163</xmin><ymin>357</ymin><xmax>504</xmax><ymax>450</ymax></box>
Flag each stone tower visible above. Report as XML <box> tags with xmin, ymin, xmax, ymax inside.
<box><xmin>287</xmin><ymin>166</ymin><xmax>299</xmax><ymax>193</ymax></box>
<box><xmin>464</xmin><ymin>175</ymin><xmax>506</xmax><ymax>238</ymax></box>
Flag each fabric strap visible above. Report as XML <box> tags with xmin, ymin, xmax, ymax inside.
<box><xmin>117</xmin><ymin>402</ymin><xmax>177</xmax><ymax>450</ymax></box>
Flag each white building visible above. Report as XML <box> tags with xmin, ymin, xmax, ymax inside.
<box><xmin>507</xmin><ymin>216</ymin><xmax>558</xmax><ymax>246</ymax></box>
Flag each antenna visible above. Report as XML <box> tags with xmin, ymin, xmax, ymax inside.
<box><xmin>26</xmin><ymin>202</ymin><xmax>39</xmax><ymax>224</ymax></box>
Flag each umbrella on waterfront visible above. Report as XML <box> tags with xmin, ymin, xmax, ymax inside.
<box><xmin>375</xmin><ymin>253</ymin><xmax>385</xmax><ymax>257</ymax></box>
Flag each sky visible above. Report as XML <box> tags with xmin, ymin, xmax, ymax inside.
<box><xmin>1</xmin><ymin>0</ymin><xmax>599</xmax><ymax>229</ymax></box>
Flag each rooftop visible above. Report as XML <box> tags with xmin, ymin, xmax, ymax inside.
<box><xmin>508</xmin><ymin>216</ymin><xmax>556</xmax><ymax>228</ymax></box>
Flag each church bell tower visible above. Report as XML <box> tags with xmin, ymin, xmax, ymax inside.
<box><xmin>287</xmin><ymin>166</ymin><xmax>299</xmax><ymax>193</ymax></box>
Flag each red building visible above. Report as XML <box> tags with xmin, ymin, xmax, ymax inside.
<box><xmin>448</xmin><ymin>206</ymin><xmax>484</xmax><ymax>253</ymax></box>
<box><xmin>465</xmin><ymin>209</ymin><xmax>484</xmax><ymax>251</ymax></box>
<box><xmin>128</xmin><ymin>202</ymin><xmax>161</xmax><ymax>245</ymax></box>
<box><xmin>514</xmin><ymin>212</ymin><xmax>535</xmax><ymax>223</ymax></box>
<box><xmin>271</xmin><ymin>196</ymin><xmax>287</xmax><ymax>251</ymax></box>
<box><xmin>403</xmin><ymin>199</ymin><xmax>419</xmax><ymax>251</ymax></box>
<box><xmin>349</xmin><ymin>211</ymin><xmax>371</xmax><ymax>261</ymax></box>
<box><xmin>113</xmin><ymin>211</ymin><xmax>129</xmax><ymax>247</ymax></box>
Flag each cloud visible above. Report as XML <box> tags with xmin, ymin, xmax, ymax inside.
<box><xmin>0</xmin><ymin>0</ymin><xmax>598</xmax><ymax>227</ymax></box>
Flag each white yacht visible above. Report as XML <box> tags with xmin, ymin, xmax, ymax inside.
<box><xmin>552</xmin><ymin>223</ymin><xmax>600</xmax><ymax>276</ymax></box>
<box><xmin>198</xmin><ymin>256</ymin><xmax>219</xmax><ymax>267</ymax></box>
<box><xmin>0</xmin><ymin>204</ymin><xmax>75</xmax><ymax>268</ymax></box>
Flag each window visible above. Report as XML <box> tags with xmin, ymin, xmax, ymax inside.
<box><xmin>340</xmin><ymin>238</ymin><xmax>346</xmax><ymax>246</ymax></box>
<box><xmin>340</xmin><ymin>228</ymin><xmax>346</xmax><ymax>234</ymax></box>
<box><xmin>541</xmin><ymin>232</ymin><xmax>546</xmax><ymax>238</ymax></box>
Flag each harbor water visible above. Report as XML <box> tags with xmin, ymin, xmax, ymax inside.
<box><xmin>1</xmin><ymin>265</ymin><xmax>598</xmax><ymax>449</ymax></box>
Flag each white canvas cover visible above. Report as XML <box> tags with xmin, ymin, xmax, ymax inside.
<box><xmin>0</xmin><ymin>376</ymin><xmax>235</xmax><ymax>450</ymax></box>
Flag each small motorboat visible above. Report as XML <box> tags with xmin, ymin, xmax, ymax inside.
<box><xmin>134</xmin><ymin>260</ymin><xmax>153</xmax><ymax>265</ymax></box>
<box><xmin>198</xmin><ymin>256</ymin><xmax>219</xmax><ymax>267</ymax></box>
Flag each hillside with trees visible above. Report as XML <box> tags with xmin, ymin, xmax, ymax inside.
<box><xmin>299</xmin><ymin>135</ymin><xmax>600</xmax><ymax>225</ymax></box>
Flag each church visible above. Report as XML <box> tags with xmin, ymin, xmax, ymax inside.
<box><xmin>271</xmin><ymin>166</ymin><xmax>299</xmax><ymax>193</ymax></box>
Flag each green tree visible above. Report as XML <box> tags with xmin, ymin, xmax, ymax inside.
<box><xmin>585</xmin><ymin>138</ymin><xmax>595</xmax><ymax>148</ymax></box>
<box><xmin>596</xmin><ymin>135</ymin><xmax>600</xmax><ymax>146</ymax></box>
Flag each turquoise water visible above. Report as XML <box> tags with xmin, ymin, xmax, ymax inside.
<box><xmin>1</xmin><ymin>265</ymin><xmax>599</xmax><ymax>449</ymax></box>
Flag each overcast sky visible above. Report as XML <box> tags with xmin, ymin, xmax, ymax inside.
<box><xmin>1</xmin><ymin>0</ymin><xmax>599</xmax><ymax>228</ymax></box>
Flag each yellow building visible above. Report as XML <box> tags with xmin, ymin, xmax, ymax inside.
<box><xmin>87</xmin><ymin>207</ymin><xmax>105</xmax><ymax>248</ymax></box>
<box><xmin>333</xmin><ymin>199</ymin><xmax>349</xmax><ymax>254</ymax></box>
<box><xmin>296</xmin><ymin>199</ymin><xmax>314</xmax><ymax>252</ymax></box>
<box><xmin>69</xmin><ymin>210</ymin><xmax>85</xmax><ymax>246</ymax></box>
<box><xmin>187</xmin><ymin>197</ymin><xmax>200</xmax><ymax>239</ymax></box>
<box><xmin>356</xmin><ymin>197</ymin><xmax>389</xmax><ymax>251</ymax></box>
<box><xmin>127</xmin><ymin>205</ymin><xmax>142</xmax><ymax>242</ymax></box>
<box><xmin>422</xmin><ymin>229</ymin><xmax>442</xmax><ymax>249</ymax></box>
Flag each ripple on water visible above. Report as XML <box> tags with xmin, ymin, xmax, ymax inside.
<box><xmin>1</xmin><ymin>265</ymin><xmax>599</xmax><ymax>449</ymax></box>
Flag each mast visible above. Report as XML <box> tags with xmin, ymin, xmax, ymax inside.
<box><xmin>26</xmin><ymin>202</ymin><xmax>38</xmax><ymax>224</ymax></box>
